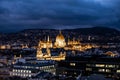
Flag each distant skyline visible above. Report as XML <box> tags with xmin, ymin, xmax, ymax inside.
<box><xmin>0</xmin><ymin>0</ymin><xmax>120</xmax><ymax>32</ymax></box>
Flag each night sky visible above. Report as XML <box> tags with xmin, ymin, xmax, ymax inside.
<box><xmin>0</xmin><ymin>0</ymin><xmax>120</xmax><ymax>32</ymax></box>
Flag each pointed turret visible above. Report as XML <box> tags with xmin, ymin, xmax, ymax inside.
<box><xmin>46</xmin><ymin>48</ymin><xmax>51</xmax><ymax>57</ymax></box>
<box><xmin>47</xmin><ymin>36</ymin><xmax>50</xmax><ymax>42</ymax></box>
<box><xmin>36</xmin><ymin>47</ymin><xmax>43</xmax><ymax>59</ymax></box>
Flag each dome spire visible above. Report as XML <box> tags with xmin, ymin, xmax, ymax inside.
<box><xmin>59</xmin><ymin>30</ymin><xmax>62</xmax><ymax>34</ymax></box>
<box><xmin>47</xmin><ymin>35</ymin><xmax>50</xmax><ymax>42</ymax></box>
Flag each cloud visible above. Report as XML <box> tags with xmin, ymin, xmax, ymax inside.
<box><xmin>0</xmin><ymin>0</ymin><xmax>120</xmax><ymax>32</ymax></box>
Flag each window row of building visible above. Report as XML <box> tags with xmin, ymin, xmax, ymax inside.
<box><xmin>57</xmin><ymin>56</ymin><xmax>120</xmax><ymax>79</ymax></box>
<box><xmin>10</xmin><ymin>60</ymin><xmax>56</xmax><ymax>78</ymax></box>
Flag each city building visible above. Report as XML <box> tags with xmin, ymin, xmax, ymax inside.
<box><xmin>36</xmin><ymin>47</ymin><xmax>66</xmax><ymax>61</ymax></box>
<box><xmin>57</xmin><ymin>54</ymin><xmax>120</xmax><ymax>79</ymax></box>
<box><xmin>36</xmin><ymin>31</ymin><xmax>96</xmax><ymax>61</ymax></box>
<box><xmin>36</xmin><ymin>31</ymin><xmax>66</xmax><ymax>61</ymax></box>
<box><xmin>10</xmin><ymin>60</ymin><xmax>56</xmax><ymax>78</ymax></box>
<box><xmin>39</xmin><ymin>36</ymin><xmax>53</xmax><ymax>48</ymax></box>
<box><xmin>67</xmin><ymin>37</ymin><xmax>80</xmax><ymax>46</ymax></box>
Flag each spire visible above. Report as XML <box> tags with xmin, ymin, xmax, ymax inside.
<box><xmin>44</xmin><ymin>36</ymin><xmax>47</xmax><ymax>42</ymax></box>
<box><xmin>47</xmin><ymin>35</ymin><xmax>50</xmax><ymax>42</ymax></box>
<box><xmin>67</xmin><ymin>36</ymin><xmax>70</xmax><ymax>45</ymax></box>
<box><xmin>59</xmin><ymin>30</ymin><xmax>62</xmax><ymax>34</ymax></box>
<box><xmin>36</xmin><ymin>48</ymin><xmax>43</xmax><ymax>59</ymax></box>
<box><xmin>68</xmin><ymin>36</ymin><xmax>70</xmax><ymax>41</ymax></box>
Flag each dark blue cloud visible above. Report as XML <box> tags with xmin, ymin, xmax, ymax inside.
<box><xmin>0</xmin><ymin>0</ymin><xmax>120</xmax><ymax>32</ymax></box>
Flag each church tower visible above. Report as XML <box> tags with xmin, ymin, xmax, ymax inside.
<box><xmin>36</xmin><ymin>41</ymin><xmax>43</xmax><ymax>59</ymax></box>
<box><xmin>36</xmin><ymin>48</ymin><xmax>43</xmax><ymax>59</ymax></box>
<box><xmin>39</xmin><ymin>36</ymin><xmax>53</xmax><ymax>48</ymax></box>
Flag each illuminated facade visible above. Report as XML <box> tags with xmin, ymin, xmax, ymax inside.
<box><xmin>36</xmin><ymin>30</ymin><xmax>97</xmax><ymax>60</ymax></box>
<box><xmin>36</xmin><ymin>31</ymin><xmax>66</xmax><ymax>61</ymax></box>
<box><xmin>64</xmin><ymin>43</ymin><xmax>94</xmax><ymax>51</ymax></box>
<box><xmin>37</xmin><ymin>39</ymin><xmax>66</xmax><ymax>61</ymax></box>
<box><xmin>37</xmin><ymin>37</ymin><xmax>52</xmax><ymax>60</ymax></box>
<box><xmin>36</xmin><ymin>47</ymin><xmax>43</xmax><ymax>59</ymax></box>
<box><xmin>55</xmin><ymin>31</ymin><xmax>66</xmax><ymax>48</ymax></box>
<box><xmin>67</xmin><ymin>38</ymin><xmax>80</xmax><ymax>46</ymax></box>
<box><xmin>10</xmin><ymin>60</ymin><xmax>56</xmax><ymax>78</ymax></box>
<box><xmin>65</xmin><ymin>37</ymin><xmax>96</xmax><ymax>51</ymax></box>
<box><xmin>0</xmin><ymin>45</ymin><xmax>11</xmax><ymax>49</ymax></box>
<box><xmin>39</xmin><ymin>36</ymin><xmax>53</xmax><ymax>48</ymax></box>
<box><xmin>36</xmin><ymin>47</ymin><xmax>66</xmax><ymax>61</ymax></box>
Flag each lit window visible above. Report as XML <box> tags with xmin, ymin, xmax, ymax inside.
<box><xmin>99</xmin><ymin>69</ymin><xmax>105</xmax><ymax>72</ymax></box>
<box><xmin>29</xmin><ymin>71</ymin><xmax>31</xmax><ymax>73</ymax></box>
<box><xmin>106</xmin><ymin>69</ymin><xmax>111</xmax><ymax>72</ymax></box>
<box><xmin>86</xmin><ymin>64</ymin><xmax>91</xmax><ymax>67</ymax></box>
<box><xmin>70</xmin><ymin>63</ymin><xmax>76</xmax><ymax>66</ymax></box>
<box><xmin>106</xmin><ymin>65</ymin><xmax>115</xmax><ymax>68</ymax></box>
<box><xmin>36</xmin><ymin>67</ymin><xmax>39</xmax><ymax>69</ymax></box>
<box><xmin>96</xmin><ymin>64</ymin><xmax>105</xmax><ymax>67</ymax></box>
<box><xmin>13</xmin><ymin>69</ymin><xmax>15</xmax><ymax>72</ymax></box>
<box><xmin>29</xmin><ymin>75</ymin><xmax>31</xmax><ymax>77</ymax></box>
<box><xmin>86</xmin><ymin>68</ymin><xmax>92</xmax><ymax>71</ymax></box>
<box><xmin>117</xmin><ymin>70</ymin><xmax>120</xmax><ymax>73</ymax></box>
<box><xmin>20</xmin><ymin>70</ymin><xmax>22</xmax><ymax>72</ymax></box>
<box><xmin>26</xmin><ymin>70</ymin><xmax>28</xmax><ymax>73</ymax></box>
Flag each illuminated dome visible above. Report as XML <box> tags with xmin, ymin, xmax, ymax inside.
<box><xmin>56</xmin><ymin>31</ymin><xmax>65</xmax><ymax>41</ymax></box>
<box><xmin>55</xmin><ymin>31</ymin><xmax>66</xmax><ymax>48</ymax></box>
